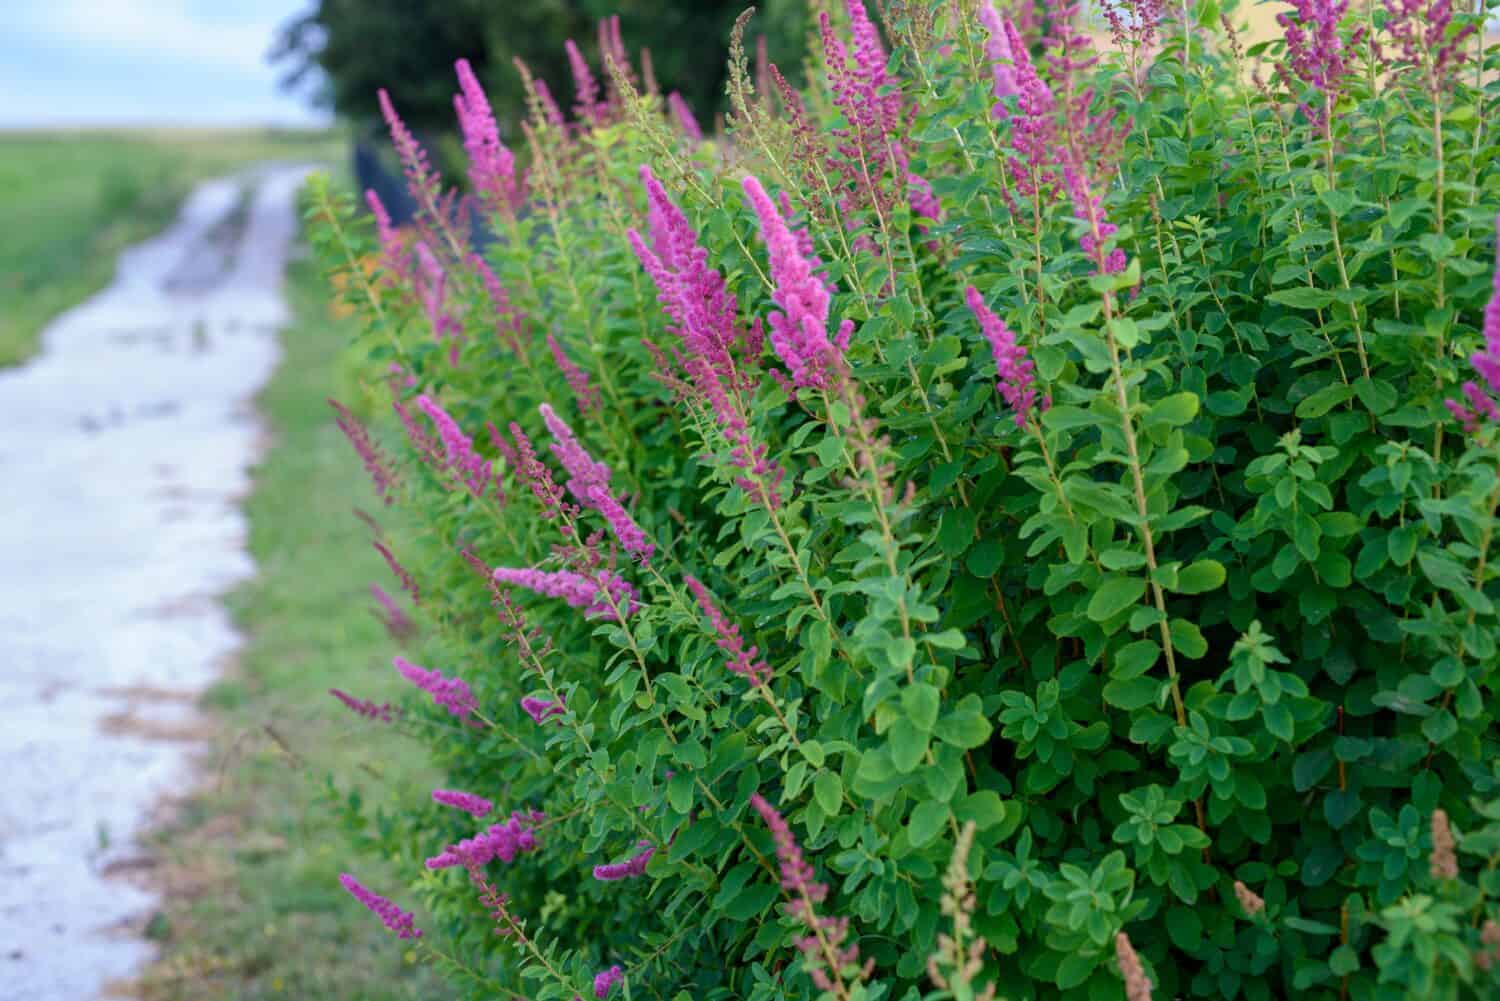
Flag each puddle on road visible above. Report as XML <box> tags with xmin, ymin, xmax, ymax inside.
<box><xmin>0</xmin><ymin>165</ymin><xmax>312</xmax><ymax>1001</ymax></box>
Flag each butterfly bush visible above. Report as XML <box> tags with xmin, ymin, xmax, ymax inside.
<box><xmin>306</xmin><ymin>4</ymin><xmax>1500</xmax><ymax>1000</ymax></box>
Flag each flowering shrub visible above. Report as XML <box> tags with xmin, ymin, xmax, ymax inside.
<box><xmin>308</xmin><ymin>2</ymin><xmax>1500</xmax><ymax>998</ymax></box>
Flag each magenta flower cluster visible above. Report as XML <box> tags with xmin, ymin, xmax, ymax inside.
<box><xmin>370</xmin><ymin>582</ymin><xmax>413</xmax><ymax>639</ymax></box>
<box><xmin>521</xmin><ymin>694</ymin><xmax>565</xmax><ymax>725</ymax></box>
<box><xmin>1276</xmin><ymin>0</ymin><xmax>1363</xmax><ymax>135</ymax></box>
<box><xmin>683</xmin><ymin>575</ymin><xmax>771</xmax><ymax>686</ymax></box>
<box><xmin>630</xmin><ymin>168</ymin><xmax>784</xmax><ymax>508</ymax></box>
<box><xmin>330</xmin><ymin>399</ymin><xmax>396</xmax><ymax>504</ymax></box>
<box><xmin>1446</xmin><ymin>216</ymin><xmax>1500</xmax><ymax>434</ymax></box>
<box><xmin>546</xmin><ymin>333</ymin><xmax>603</xmax><ymax>417</ymax></box>
<box><xmin>743</xmin><ymin>175</ymin><xmax>853</xmax><ymax>391</ymax></box>
<box><xmin>965</xmin><ymin>286</ymin><xmax>1042</xmax><ymax>427</ymax></box>
<box><xmin>373</xmin><ymin>540</ymin><xmax>421</xmax><ymax>605</ymax></box>
<box><xmin>977</xmin><ymin>1</ymin><xmax>1020</xmax><ymax>110</ymax></box>
<box><xmin>432</xmin><ymin>788</ymin><xmax>494</xmax><ymax>818</ymax></box>
<box><xmin>667</xmin><ymin>92</ymin><xmax>702</xmax><ymax>142</ymax></box>
<box><xmin>539</xmin><ymin>404</ymin><xmax>653</xmax><ymax>563</ymax></box>
<box><xmin>364</xmin><ymin>189</ymin><xmax>410</xmax><ymax>282</ymax></box>
<box><xmin>565</xmin><ymin>39</ymin><xmax>606</xmax><ymax>124</ymax></box>
<box><xmin>629</xmin><ymin>166</ymin><xmax>745</xmax><ymax>387</ymax></box>
<box><xmin>329</xmin><ymin>688</ymin><xmax>395</xmax><ymax>723</ymax></box>
<box><xmin>593</xmin><ymin>964</ymin><xmax>624</xmax><ymax>999</ymax></box>
<box><xmin>416</xmin><ymin>394</ymin><xmax>495</xmax><ymax>500</ymax></box>
<box><xmin>750</xmin><ymin>793</ymin><xmax>868</xmax><ymax>991</ymax></box>
<box><xmin>426</xmin><ymin>811</ymin><xmax>541</xmax><ymax>870</ymax></box>
<box><xmin>453</xmin><ymin>58</ymin><xmax>525</xmax><ymax>216</ymax></box>
<box><xmin>592</xmin><ymin>840</ymin><xmax>655</xmax><ymax>881</ymax></box>
<box><xmin>470</xmin><ymin>252</ymin><xmax>528</xmax><ymax>360</ymax></box>
<box><xmin>819</xmin><ymin>1</ymin><xmax>936</xmax><ymax>227</ymax></box>
<box><xmin>492</xmin><ymin>566</ymin><xmax>639</xmax><ymax>621</ymax></box>
<box><xmin>394</xmin><ymin>656</ymin><xmax>478</xmax><ymax>722</ymax></box>
<box><xmin>377</xmin><ymin>89</ymin><xmax>442</xmax><ymax>219</ymax></box>
<box><xmin>340</xmin><ymin>873</ymin><xmax>421</xmax><ymax>939</ymax></box>
<box><xmin>412</xmin><ymin>242</ymin><xmax>463</xmax><ymax>362</ymax></box>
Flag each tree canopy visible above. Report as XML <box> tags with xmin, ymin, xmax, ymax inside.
<box><xmin>273</xmin><ymin>0</ymin><xmax>812</xmax><ymax>135</ymax></box>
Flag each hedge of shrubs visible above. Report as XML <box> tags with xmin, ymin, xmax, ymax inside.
<box><xmin>307</xmin><ymin>1</ymin><xmax>1500</xmax><ymax>998</ymax></box>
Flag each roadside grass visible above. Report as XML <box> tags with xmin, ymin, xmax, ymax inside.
<box><xmin>134</xmin><ymin>254</ymin><xmax>440</xmax><ymax>1001</ymax></box>
<box><xmin>0</xmin><ymin>128</ymin><xmax>342</xmax><ymax>367</ymax></box>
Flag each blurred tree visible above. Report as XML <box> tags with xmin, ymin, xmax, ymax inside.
<box><xmin>272</xmin><ymin>0</ymin><xmax>810</xmax><ymax>136</ymax></box>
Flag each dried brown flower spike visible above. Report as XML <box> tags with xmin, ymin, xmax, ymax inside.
<box><xmin>1233</xmin><ymin>880</ymin><xmax>1266</xmax><ymax>918</ymax></box>
<box><xmin>1115</xmin><ymin>931</ymin><xmax>1153</xmax><ymax>1001</ymax></box>
<box><xmin>1429</xmin><ymin>808</ymin><xmax>1458</xmax><ymax>881</ymax></box>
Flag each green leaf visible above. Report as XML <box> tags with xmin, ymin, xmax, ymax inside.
<box><xmin>813</xmin><ymin>771</ymin><xmax>843</xmax><ymax>815</ymax></box>
<box><xmin>1170</xmin><ymin>619</ymin><xmax>1209</xmax><ymax>659</ymax></box>
<box><xmin>938</xmin><ymin>695</ymin><xmax>993</xmax><ymax>749</ymax></box>
<box><xmin>889</xmin><ymin>719</ymin><xmax>930</xmax><ymax>773</ymax></box>
<box><xmin>799</xmin><ymin>740</ymin><xmax>826</xmax><ymax>768</ymax></box>
<box><xmin>1113</xmin><ymin>639</ymin><xmax>1161</xmax><ymax>679</ymax></box>
<box><xmin>1422</xmin><ymin>710</ymin><xmax>1457</xmax><ymax>744</ymax></box>
<box><xmin>1103</xmin><ymin>675</ymin><xmax>1161</xmax><ymax>711</ymax></box>
<box><xmin>1319</xmin><ymin>189</ymin><xmax>1356</xmax><ymax>217</ymax></box>
<box><xmin>1088</xmin><ymin>576</ymin><xmax>1147</xmax><ymax>622</ymax></box>
<box><xmin>1264</xmin><ymin>702</ymin><xmax>1295</xmax><ymax>742</ymax></box>
<box><xmin>1165</xmin><ymin>906</ymin><xmax>1203</xmax><ymax>951</ymax></box>
<box><xmin>1174</xmin><ymin>560</ymin><xmax>1226</xmax><ymax>595</ymax></box>
<box><xmin>954</xmin><ymin>790</ymin><xmax>1012</xmax><ymax>831</ymax></box>
<box><xmin>1417</xmin><ymin>550</ymin><xmax>1468</xmax><ymax>592</ymax></box>
<box><xmin>1295</xmin><ymin>383</ymin><xmax>1355</xmax><ymax>419</ymax></box>
<box><xmin>908</xmin><ymin>799</ymin><xmax>948</xmax><ymax>848</ymax></box>
<box><xmin>901</xmin><ymin>683</ymin><xmax>941</xmax><ymax>732</ymax></box>
<box><xmin>1293</xmin><ymin>749</ymin><xmax>1333</xmax><ymax>791</ymax></box>
<box><xmin>1269</xmin><ymin>287</ymin><xmax>1336</xmax><ymax>309</ymax></box>
<box><xmin>1148</xmin><ymin>393</ymin><xmax>1200</xmax><ymax>429</ymax></box>
<box><xmin>938</xmin><ymin>507</ymin><xmax>977</xmax><ymax>557</ymax></box>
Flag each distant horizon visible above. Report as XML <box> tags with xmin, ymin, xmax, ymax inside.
<box><xmin>0</xmin><ymin>0</ymin><xmax>330</xmax><ymax>129</ymax></box>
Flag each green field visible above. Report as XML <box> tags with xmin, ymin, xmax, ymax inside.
<box><xmin>0</xmin><ymin>129</ymin><xmax>342</xmax><ymax>366</ymax></box>
<box><xmin>134</xmin><ymin>253</ymin><xmax>439</xmax><ymax>1001</ymax></box>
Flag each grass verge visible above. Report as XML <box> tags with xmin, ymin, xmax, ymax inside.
<box><xmin>0</xmin><ymin>128</ymin><xmax>342</xmax><ymax>367</ymax></box>
<box><xmin>133</xmin><ymin>250</ymin><xmax>439</xmax><ymax>1001</ymax></box>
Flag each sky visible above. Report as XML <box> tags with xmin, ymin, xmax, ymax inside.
<box><xmin>0</xmin><ymin>0</ymin><xmax>330</xmax><ymax>128</ymax></box>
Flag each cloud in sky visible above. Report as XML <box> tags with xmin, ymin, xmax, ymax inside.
<box><xmin>0</xmin><ymin>0</ymin><xmax>330</xmax><ymax>127</ymax></box>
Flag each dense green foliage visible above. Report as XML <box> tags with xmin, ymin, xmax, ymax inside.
<box><xmin>274</xmin><ymin>0</ymin><xmax>811</xmax><ymax>132</ymax></box>
<box><xmin>309</xmin><ymin>2</ymin><xmax>1500</xmax><ymax>999</ymax></box>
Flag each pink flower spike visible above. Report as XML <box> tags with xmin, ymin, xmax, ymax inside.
<box><xmin>977</xmin><ymin>2</ymin><xmax>1020</xmax><ymax>104</ymax></box>
<box><xmin>432</xmin><ymin>789</ymin><xmax>494</xmax><ymax>818</ymax></box>
<box><xmin>965</xmin><ymin>286</ymin><xmax>1040</xmax><ymax>427</ymax></box>
<box><xmin>546</xmin><ymin>333</ymin><xmax>602</xmax><ymax>417</ymax></box>
<box><xmin>683</xmin><ymin>575</ymin><xmax>772</xmax><ymax>686</ymax></box>
<box><xmin>520</xmin><ymin>695</ymin><xmax>565</xmax><ymax>725</ymax></box>
<box><xmin>492</xmin><ymin>566</ymin><xmax>638</xmax><ymax>621</ymax></box>
<box><xmin>425</xmin><ymin>812</ymin><xmax>540</xmax><ymax>870</ymax></box>
<box><xmin>565</xmin><ymin>39</ymin><xmax>605</xmax><ymax>123</ymax></box>
<box><xmin>538</xmin><ymin>403</ymin><xmax>654</xmax><ymax>563</ymax></box>
<box><xmin>415</xmin><ymin>394</ymin><xmax>494</xmax><ymax>499</ymax></box>
<box><xmin>330</xmin><ymin>399</ymin><xmax>397</xmax><ymax>503</ymax></box>
<box><xmin>667</xmin><ymin>91</ymin><xmax>703</xmax><ymax>141</ymax></box>
<box><xmin>594</xmin><ymin>965</ymin><xmax>624</xmax><ymax>999</ymax></box>
<box><xmin>394</xmin><ymin>656</ymin><xmax>478</xmax><ymax>722</ymax></box>
<box><xmin>411</xmin><ymin>242</ymin><xmax>463</xmax><ymax>351</ymax></box>
<box><xmin>376</xmin><ymin>89</ymin><xmax>442</xmax><ymax>215</ymax></box>
<box><xmin>592</xmin><ymin>840</ymin><xmax>655</xmax><ymax>881</ymax></box>
<box><xmin>1447</xmin><ymin>214</ymin><xmax>1500</xmax><ymax>434</ymax></box>
<box><xmin>742</xmin><ymin>175</ymin><xmax>853</xmax><ymax>390</ymax></box>
<box><xmin>339</xmin><ymin>873</ymin><xmax>421</xmax><ymax>939</ymax></box>
<box><xmin>364</xmin><ymin>189</ymin><xmax>409</xmax><ymax>282</ymax></box>
<box><xmin>329</xmin><ymin>688</ymin><xmax>395</xmax><ymax>723</ymax></box>
<box><xmin>454</xmin><ymin>59</ymin><xmax>524</xmax><ymax>215</ymax></box>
